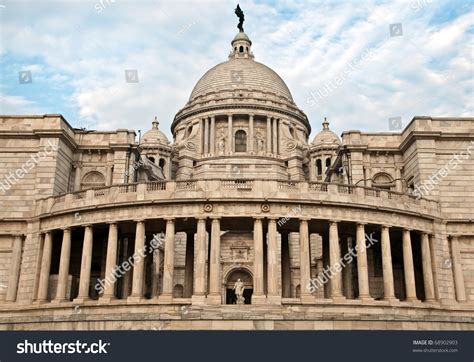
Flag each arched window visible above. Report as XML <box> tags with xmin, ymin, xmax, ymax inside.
<box><xmin>372</xmin><ymin>172</ymin><xmax>394</xmax><ymax>190</ymax></box>
<box><xmin>326</xmin><ymin>157</ymin><xmax>331</xmax><ymax>168</ymax></box>
<box><xmin>159</xmin><ymin>158</ymin><xmax>166</xmax><ymax>169</ymax></box>
<box><xmin>81</xmin><ymin>171</ymin><xmax>105</xmax><ymax>190</ymax></box>
<box><xmin>235</xmin><ymin>130</ymin><xmax>247</xmax><ymax>152</ymax></box>
<box><xmin>239</xmin><ymin>45</ymin><xmax>244</xmax><ymax>53</ymax></box>
<box><xmin>148</xmin><ymin>156</ymin><xmax>155</xmax><ymax>163</ymax></box>
<box><xmin>316</xmin><ymin>159</ymin><xmax>322</xmax><ymax>176</ymax></box>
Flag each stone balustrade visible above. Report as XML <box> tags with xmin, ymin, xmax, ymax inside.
<box><xmin>36</xmin><ymin>180</ymin><xmax>439</xmax><ymax>217</ymax></box>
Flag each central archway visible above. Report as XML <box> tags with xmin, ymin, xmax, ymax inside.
<box><xmin>225</xmin><ymin>268</ymin><xmax>253</xmax><ymax>304</ymax></box>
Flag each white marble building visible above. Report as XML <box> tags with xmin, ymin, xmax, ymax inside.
<box><xmin>0</xmin><ymin>24</ymin><xmax>473</xmax><ymax>331</ymax></box>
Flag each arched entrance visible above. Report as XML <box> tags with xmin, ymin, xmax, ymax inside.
<box><xmin>225</xmin><ymin>269</ymin><xmax>253</xmax><ymax>304</ymax></box>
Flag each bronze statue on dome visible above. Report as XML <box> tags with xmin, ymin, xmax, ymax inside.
<box><xmin>235</xmin><ymin>4</ymin><xmax>245</xmax><ymax>32</ymax></box>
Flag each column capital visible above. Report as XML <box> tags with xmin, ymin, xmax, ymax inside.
<box><xmin>356</xmin><ymin>222</ymin><xmax>367</xmax><ymax>227</ymax></box>
<box><xmin>449</xmin><ymin>235</ymin><xmax>459</xmax><ymax>241</ymax></box>
<box><xmin>196</xmin><ymin>217</ymin><xmax>207</xmax><ymax>222</ymax></box>
<box><xmin>164</xmin><ymin>217</ymin><xmax>175</xmax><ymax>222</ymax></box>
<box><xmin>81</xmin><ymin>224</ymin><xmax>92</xmax><ymax>228</ymax></box>
<box><xmin>329</xmin><ymin>219</ymin><xmax>339</xmax><ymax>225</ymax></box>
<box><xmin>249</xmin><ymin>113</ymin><xmax>254</xmax><ymax>118</ymax></box>
<box><xmin>134</xmin><ymin>219</ymin><xmax>145</xmax><ymax>223</ymax></box>
<box><xmin>254</xmin><ymin>217</ymin><xmax>264</xmax><ymax>222</ymax></box>
<box><xmin>267</xmin><ymin>217</ymin><xmax>278</xmax><ymax>222</ymax></box>
<box><xmin>210</xmin><ymin>115</ymin><xmax>215</xmax><ymax>121</ymax></box>
<box><xmin>106</xmin><ymin>221</ymin><xmax>118</xmax><ymax>226</ymax></box>
<box><xmin>211</xmin><ymin>217</ymin><xmax>221</xmax><ymax>222</ymax></box>
<box><xmin>299</xmin><ymin>218</ymin><xmax>309</xmax><ymax>224</ymax></box>
<box><xmin>403</xmin><ymin>228</ymin><xmax>413</xmax><ymax>232</ymax></box>
<box><xmin>61</xmin><ymin>227</ymin><xmax>71</xmax><ymax>232</ymax></box>
<box><xmin>381</xmin><ymin>224</ymin><xmax>391</xmax><ymax>229</ymax></box>
<box><xmin>227</xmin><ymin>114</ymin><xmax>233</xmax><ymax>119</ymax></box>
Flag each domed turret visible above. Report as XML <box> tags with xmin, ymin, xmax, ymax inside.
<box><xmin>312</xmin><ymin>118</ymin><xmax>341</xmax><ymax>146</ymax></box>
<box><xmin>309</xmin><ymin>118</ymin><xmax>341</xmax><ymax>182</ymax></box>
<box><xmin>141</xmin><ymin>117</ymin><xmax>170</xmax><ymax>146</ymax></box>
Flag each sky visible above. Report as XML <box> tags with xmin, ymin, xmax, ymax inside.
<box><xmin>0</xmin><ymin>0</ymin><xmax>472</xmax><ymax>140</ymax></box>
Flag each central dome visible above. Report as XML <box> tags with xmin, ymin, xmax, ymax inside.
<box><xmin>189</xmin><ymin>58</ymin><xmax>294</xmax><ymax>102</ymax></box>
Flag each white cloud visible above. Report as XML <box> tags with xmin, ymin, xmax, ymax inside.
<box><xmin>0</xmin><ymin>0</ymin><xmax>472</xmax><ymax>140</ymax></box>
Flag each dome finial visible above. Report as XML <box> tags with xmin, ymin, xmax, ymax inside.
<box><xmin>152</xmin><ymin>116</ymin><xmax>159</xmax><ymax>129</ymax></box>
<box><xmin>323</xmin><ymin>117</ymin><xmax>329</xmax><ymax>130</ymax></box>
<box><xmin>235</xmin><ymin>4</ymin><xmax>245</xmax><ymax>32</ymax></box>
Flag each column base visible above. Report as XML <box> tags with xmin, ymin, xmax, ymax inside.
<box><xmin>50</xmin><ymin>298</ymin><xmax>69</xmax><ymax>304</ymax></box>
<box><xmin>33</xmin><ymin>299</ymin><xmax>49</xmax><ymax>305</ymax></box>
<box><xmin>404</xmin><ymin>297</ymin><xmax>420</xmax><ymax>303</ymax></box>
<box><xmin>331</xmin><ymin>295</ymin><xmax>347</xmax><ymax>302</ymax></box>
<box><xmin>191</xmin><ymin>295</ymin><xmax>207</xmax><ymax>305</ymax></box>
<box><xmin>206</xmin><ymin>294</ymin><xmax>222</xmax><ymax>305</ymax></box>
<box><xmin>358</xmin><ymin>295</ymin><xmax>374</xmax><ymax>302</ymax></box>
<box><xmin>127</xmin><ymin>295</ymin><xmax>144</xmax><ymax>303</ymax></box>
<box><xmin>300</xmin><ymin>294</ymin><xmax>315</xmax><ymax>304</ymax></box>
<box><xmin>157</xmin><ymin>294</ymin><xmax>173</xmax><ymax>304</ymax></box>
<box><xmin>266</xmin><ymin>295</ymin><xmax>282</xmax><ymax>305</ymax></box>
<box><xmin>383</xmin><ymin>297</ymin><xmax>400</xmax><ymax>303</ymax></box>
<box><xmin>72</xmin><ymin>297</ymin><xmax>90</xmax><ymax>304</ymax></box>
<box><xmin>251</xmin><ymin>295</ymin><xmax>267</xmax><ymax>305</ymax></box>
<box><xmin>99</xmin><ymin>296</ymin><xmax>117</xmax><ymax>304</ymax></box>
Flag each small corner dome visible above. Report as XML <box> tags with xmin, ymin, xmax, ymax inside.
<box><xmin>141</xmin><ymin>118</ymin><xmax>170</xmax><ymax>146</ymax></box>
<box><xmin>232</xmin><ymin>31</ymin><xmax>251</xmax><ymax>45</ymax></box>
<box><xmin>312</xmin><ymin>119</ymin><xmax>341</xmax><ymax>146</ymax></box>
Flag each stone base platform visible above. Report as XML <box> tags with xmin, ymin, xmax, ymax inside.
<box><xmin>0</xmin><ymin>300</ymin><xmax>472</xmax><ymax>331</ymax></box>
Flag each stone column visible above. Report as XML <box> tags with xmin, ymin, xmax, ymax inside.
<box><xmin>200</xmin><ymin>118</ymin><xmax>205</xmax><ymax>154</ymax></box>
<box><xmin>402</xmin><ymin>229</ymin><xmax>417</xmax><ymax>302</ymax></box>
<box><xmin>128</xmin><ymin>220</ymin><xmax>146</xmax><ymax>302</ymax></box>
<box><xmin>207</xmin><ymin>218</ymin><xmax>221</xmax><ymax>304</ymax></box>
<box><xmin>381</xmin><ymin>225</ymin><xmax>396</xmax><ymax>301</ymax></box>
<box><xmin>100</xmin><ymin>223</ymin><xmax>119</xmax><ymax>302</ymax></box>
<box><xmin>248</xmin><ymin>114</ymin><xmax>254</xmax><ymax>153</ymax></box>
<box><xmin>363</xmin><ymin>167</ymin><xmax>371</xmax><ymax>188</ymax></box>
<box><xmin>299</xmin><ymin>219</ymin><xmax>313</xmax><ymax>302</ymax></box>
<box><xmin>151</xmin><ymin>247</ymin><xmax>161</xmax><ymax>298</ymax></box>
<box><xmin>74</xmin><ymin>225</ymin><xmax>93</xmax><ymax>303</ymax></box>
<box><xmin>272</xmin><ymin>118</ymin><xmax>278</xmax><ymax>154</ymax></box>
<box><xmin>450</xmin><ymin>236</ymin><xmax>466</xmax><ymax>302</ymax></box>
<box><xmin>184</xmin><ymin>231</ymin><xmax>194</xmax><ymax>298</ymax></box>
<box><xmin>6</xmin><ymin>235</ymin><xmax>23</xmax><ymax>302</ymax></box>
<box><xmin>227</xmin><ymin>115</ymin><xmax>233</xmax><ymax>153</ymax></box>
<box><xmin>266</xmin><ymin>117</ymin><xmax>272</xmax><ymax>153</ymax></box>
<box><xmin>203</xmin><ymin>118</ymin><xmax>209</xmax><ymax>154</ymax></box>
<box><xmin>420</xmin><ymin>233</ymin><xmax>436</xmax><ymax>302</ymax></box>
<box><xmin>74</xmin><ymin>154</ymin><xmax>83</xmax><ymax>191</ymax></box>
<box><xmin>253</xmin><ymin>217</ymin><xmax>266</xmax><ymax>304</ymax></box>
<box><xmin>395</xmin><ymin>166</ymin><xmax>403</xmax><ymax>192</ymax></box>
<box><xmin>210</xmin><ymin>116</ymin><xmax>215</xmax><ymax>155</ymax></box>
<box><xmin>356</xmin><ymin>223</ymin><xmax>372</xmax><ymax>300</ymax></box>
<box><xmin>267</xmin><ymin>218</ymin><xmax>281</xmax><ymax>304</ymax></box>
<box><xmin>159</xmin><ymin>218</ymin><xmax>175</xmax><ymax>303</ymax></box>
<box><xmin>53</xmin><ymin>228</ymin><xmax>72</xmax><ymax>302</ymax></box>
<box><xmin>37</xmin><ymin>232</ymin><xmax>53</xmax><ymax>302</ymax></box>
<box><xmin>329</xmin><ymin>221</ymin><xmax>344</xmax><ymax>299</ymax></box>
<box><xmin>192</xmin><ymin>218</ymin><xmax>207</xmax><ymax>304</ymax></box>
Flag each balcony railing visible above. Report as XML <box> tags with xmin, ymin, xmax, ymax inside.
<box><xmin>221</xmin><ymin>180</ymin><xmax>253</xmax><ymax>190</ymax></box>
<box><xmin>38</xmin><ymin>179</ymin><xmax>439</xmax><ymax>217</ymax></box>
